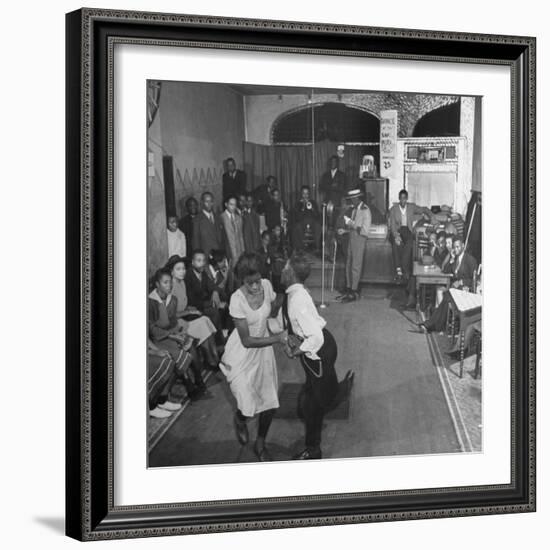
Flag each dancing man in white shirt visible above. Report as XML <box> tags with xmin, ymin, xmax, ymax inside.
<box><xmin>281</xmin><ymin>251</ymin><xmax>339</xmax><ymax>460</ymax></box>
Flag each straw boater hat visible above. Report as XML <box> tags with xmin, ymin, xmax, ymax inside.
<box><xmin>344</xmin><ymin>188</ymin><xmax>364</xmax><ymax>201</ymax></box>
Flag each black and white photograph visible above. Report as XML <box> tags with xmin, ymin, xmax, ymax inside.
<box><xmin>146</xmin><ymin>81</ymin><xmax>483</xmax><ymax>467</ymax></box>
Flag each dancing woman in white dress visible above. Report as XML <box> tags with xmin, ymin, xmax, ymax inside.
<box><xmin>220</xmin><ymin>253</ymin><xmax>287</xmax><ymax>461</ymax></box>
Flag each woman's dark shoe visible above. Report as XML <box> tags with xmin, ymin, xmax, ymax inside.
<box><xmin>293</xmin><ymin>447</ymin><xmax>322</xmax><ymax>460</ymax></box>
<box><xmin>254</xmin><ymin>442</ymin><xmax>273</xmax><ymax>462</ymax></box>
<box><xmin>233</xmin><ymin>414</ymin><xmax>249</xmax><ymax>445</ymax></box>
<box><xmin>416</xmin><ymin>321</ymin><xmax>430</xmax><ymax>332</ymax></box>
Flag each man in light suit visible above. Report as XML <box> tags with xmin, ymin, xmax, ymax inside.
<box><xmin>337</xmin><ymin>188</ymin><xmax>372</xmax><ymax>303</ymax></box>
<box><xmin>220</xmin><ymin>195</ymin><xmax>245</xmax><ymax>269</ymax></box>
<box><xmin>388</xmin><ymin>189</ymin><xmax>434</xmax><ymax>282</ymax></box>
<box><xmin>192</xmin><ymin>191</ymin><xmax>224</xmax><ymax>257</ymax></box>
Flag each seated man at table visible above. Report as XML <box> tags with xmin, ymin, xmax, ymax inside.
<box><xmin>432</xmin><ymin>231</ymin><xmax>449</xmax><ymax>267</ymax></box>
<box><xmin>402</xmin><ymin>230</ymin><xmax>450</xmax><ymax>310</ymax></box>
<box><xmin>418</xmin><ymin>235</ymin><xmax>478</xmax><ymax>332</ymax></box>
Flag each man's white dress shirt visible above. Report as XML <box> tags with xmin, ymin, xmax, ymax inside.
<box><xmin>285</xmin><ymin>283</ymin><xmax>326</xmax><ymax>360</ymax></box>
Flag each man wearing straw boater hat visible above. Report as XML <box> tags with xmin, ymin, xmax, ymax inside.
<box><xmin>336</xmin><ymin>188</ymin><xmax>372</xmax><ymax>303</ymax></box>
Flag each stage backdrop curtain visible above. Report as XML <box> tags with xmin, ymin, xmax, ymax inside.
<box><xmin>243</xmin><ymin>140</ymin><xmax>375</xmax><ymax>208</ymax></box>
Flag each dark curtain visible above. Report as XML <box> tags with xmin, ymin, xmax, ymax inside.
<box><xmin>465</xmin><ymin>191</ymin><xmax>482</xmax><ymax>264</ymax></box>
<box><xmin>472</xmin><ymin>97</ymin><xmax>482</xmax><ymax>193</ymax></box>
<box><xmin>243</xmin><ymin>140</ymin><xmax>377</xmax><ymax>208</ymax></box>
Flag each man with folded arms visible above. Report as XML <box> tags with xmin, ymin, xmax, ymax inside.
<box><xmin>388</xmin><ymin>188</ymin><xmax>434</xmax><ymax>283</ymax></box>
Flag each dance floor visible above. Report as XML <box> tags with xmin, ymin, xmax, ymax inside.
<box><xmin>149</xmin><ymin>285</ymin><xmax>463</xmax><ymax>467</ymax></box>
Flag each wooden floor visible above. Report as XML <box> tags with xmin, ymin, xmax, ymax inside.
<box><xmin>149</xmin><ymin>286</ymin><xmax>461</xmax><ymax>467</ymax></box>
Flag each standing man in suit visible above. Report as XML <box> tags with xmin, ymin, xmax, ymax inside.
<box><xmin>319</xmin><ymin>155</ymin><xmax>347</xmax><ymax>207</ymax></box>
<box><xmin>419</xmin><ymin>235</ymin><xmax>478</xmax><ymax>332</ymax></box>
<box><xmin>254</xmin><ymin>175</ymin><xmax>276</xmax><ymax>215</ymax></box>
<box><xmin>192</xmin><ymin>191</ymin><xmax>224</xmax><ymax>257</ymax></box>
<box><xmin>388</xmin><ymin>189</ymin><xmax>435</xmax><ymax>283</ymax></box>
<box><xmin>281</xmin><ymin>251</ymin><xmax>340</xmax><ymax>460</ymax></box>
<box><xmin>337</xmin><ymin>189</ymin><xmax>372</xmax><ymax>303</ymax></box>
<box><xmin>220</xmin><ymin>195</ymin><xmax>245</xmax><ymax>269</ymax></box>
<box><xmin>222</xmin><ymin>158</ymin><xmax>247</xmax><ymax>203</ymax></box>
<box><xmin>264</xmin><ymin>188</ymin><xmax>287</xmax><ymax>233</ymax></box>
<box><xmin>178</xmin><ymin>196</ymin><xmax>199</xmax><ymax>254</ymax></box>
<box><xmin>241</xmin><ymin>193</ymin><xmax>262</xmax><ymax>253</ymax></box>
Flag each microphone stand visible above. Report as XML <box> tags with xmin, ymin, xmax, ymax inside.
<box><xmin>320</xmin><ymin>202</ymin><xmax>328</xmax><ymax>309</ymax></box>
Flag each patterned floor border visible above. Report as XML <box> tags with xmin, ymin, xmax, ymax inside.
<box><xmin>422</xmin><ymin>311</ymin><xmax>473</xmax><ymax>453</ymax></box>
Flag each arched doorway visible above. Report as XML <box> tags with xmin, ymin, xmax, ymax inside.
<box><xmin>412</xmin><ymin>102</ymin><xmax>460</xmax><ymax>137</ymax></box>
<box><xmin>272</xmin><ymin>102</ymin><xmax>380</xmax><ymax>144</ymax></box>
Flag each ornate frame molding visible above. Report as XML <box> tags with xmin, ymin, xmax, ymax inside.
<box><xmin>66</xmin><ymin>8</ymin><xmax>536</xmax><ymax>541</ymax></box>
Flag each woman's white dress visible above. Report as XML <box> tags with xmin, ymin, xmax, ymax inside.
<box><xmin>220</xmin><ymin>279</ymin><xmax>279</xmax><ymax>417</ymax></box>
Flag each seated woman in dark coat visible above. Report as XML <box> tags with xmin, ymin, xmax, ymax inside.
<box><xmin>149</xmin><ymin>268</ymin><xmax>206</xmax><ymax>399</ymax></box>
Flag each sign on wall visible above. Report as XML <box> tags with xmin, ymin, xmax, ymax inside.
<box><xmin>380</xmin><ymin>110</ymin><xmax>398</xmax><ymax>177</ymax></box>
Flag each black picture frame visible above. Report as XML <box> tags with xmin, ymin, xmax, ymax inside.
<box><xmin>66</xmin><ymin>8</ymin><xmax>536</xmax><ymax>541</ymax></box>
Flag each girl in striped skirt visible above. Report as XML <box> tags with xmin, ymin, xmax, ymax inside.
<box><xmin>148</xmin><ymin>268</ymin><xmax>207</xmax><ymax>404</ymax></box>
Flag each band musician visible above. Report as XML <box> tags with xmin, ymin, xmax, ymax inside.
<box><xmin>319</xmin><ymin>155</ymin><xmax>347</xmax><ymax>230</ymax></box>
<box><xmin>291</xmin><ymin>185</ymin><xmax>321</xmax><ymax>253</ymax></box>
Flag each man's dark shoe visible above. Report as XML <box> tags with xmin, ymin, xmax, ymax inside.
<box><xmin>341</xmin><ymin>291</ymin><xmax>358</xmax><ymax>303</ymax></box>
<box><xmin>416</xmin><ymin>321</ymin><xmax>431</xmax><ymax>333</ymax></box>
<box><xmin>446</xmin><ymin>349</ymin><xmax>461</xmax><ymax>360</ymax></box>
<box><xmin>335</xmin><ymin>288</ymin><xmax>351</xmax><ymax>301</ymax></box>
<box><xmin>293</xmin><ymin>447</ymin><xmax>322</xmax><ymax>460</ymax></box>
<box><xmin>187</xmin><ymin>387</ymin><xmax>203</xmax><ymax>401</ymax></box>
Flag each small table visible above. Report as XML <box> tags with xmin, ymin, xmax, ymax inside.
<box><xmin>413</xmin><ymin>261</ymin><xmax>452</xmax><ymax>312</ymax></box>
<box><xmin>447</xmin><ymin>289</ymin><xmax>482</xmax><ymax>378</ymax></box>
